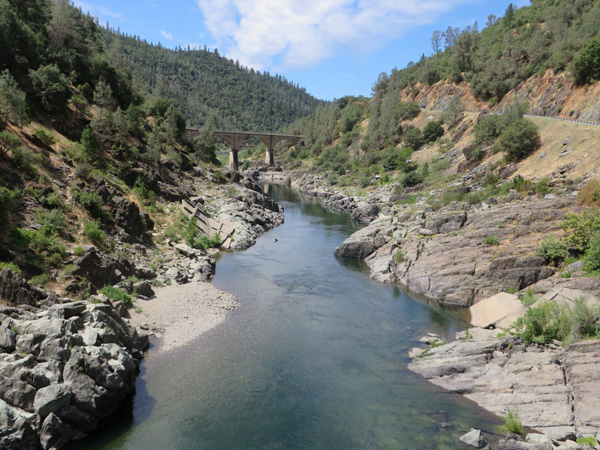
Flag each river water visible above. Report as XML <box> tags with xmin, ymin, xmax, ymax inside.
<box><xmin>76</xmin><ymin>184</ymin><xmax>500</xmax><ymax>450</ymax></box>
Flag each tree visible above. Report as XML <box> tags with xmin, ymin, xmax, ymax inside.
<box><xmin>0</xmin><ymin>131</ymin><xmax>22</xmax><ymax>157</ymax></box>
<box><xmin>93</xmin><ymin>77</ymin><xmax>113</xmax><ymax>118</ymax></box>
<box><xmin>193</xmin><ymin>113</ymin><xmax>218</xmax><ymax>164</ymax></box>
<box><xmin>80</xmin><ymin>126</ymin><xmax>100</xmax><ymax>163</ymax></box>
<box><xmin>486</xmin><ymin>14</ymin><xmax>498</xmax><ymax>27</ymax></box>
<box><xmin>504</xmin><ymin>3</ymin><xmax>516</xmax><ymax>29</ymax></box>
<box><xmin>431</xmin><ymin>30</ymin><xmax>442</xmax><ymax>54</ymax></box>
<box><xmin>29</xmin><ymin>64</ymin><xmax>71</xmax><ymax>113</ymax></box>
<box><xmin>125</xmin><ymin>104</ymin><xmax>145</xmax><ymax>139</ymax></box>
<box><xmin>442</xmin><ymin>26</ymin><xmax>460</xmax><ymax>49</ymax></box>
<box><xmin>571</xmin><ymin>35</ymin><xmax>600</xmax><ymax>85</ymax></box>
<box><xmin>112</xmin><ymin>106</ymin><xmax>128</xmax><ymax>145</ymax></box>
<box><xmin>441</xmin><ymin>96</ymin><xmax>464</xmax><ymax>128</ymax></box>
<box><xmin>423</xmin><ymin>121</ymin><xmax>444</xmax><ymax>143</ymax></box>
<box><xmin>403</xmin><ymin>127</ymin><xmax>425</xmax><ymax>150</ymax></box>
<box><xmin>499</xmin><ymin>118</ymin><xmax>541</xmax><ymax>162</ymax></box>
<box><xmin>0</xmin><ymin>70</ymin><xmax>29</xmax><ymax>128</ymax></box>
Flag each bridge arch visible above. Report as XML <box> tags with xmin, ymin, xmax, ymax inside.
<box><xmin>186</xmin><ymin>129</ymin><xmax>302</xmax><ymax>172</ymax></box>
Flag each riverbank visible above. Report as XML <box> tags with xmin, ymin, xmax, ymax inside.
<box><xmin>129</xmin><ymin>282</ymin><xmax>237</xmax><ymax>354</ymax></box>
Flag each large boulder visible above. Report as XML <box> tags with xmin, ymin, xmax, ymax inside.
<box><xmin>0</xmin><ymin>269</ymin><xmax>45</xmax><ymax>307</ymax></box>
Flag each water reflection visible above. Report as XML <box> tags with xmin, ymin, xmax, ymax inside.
<box><xmin>76</xmin><ymin>183</ymin><xmax>500</xmax><ymax>450</ymax></box>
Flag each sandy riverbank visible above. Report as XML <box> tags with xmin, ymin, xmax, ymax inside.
<box><xmin>129</xmin><ymin>282</ymin><xmax>238</xmax><ymax>354</ymax></box>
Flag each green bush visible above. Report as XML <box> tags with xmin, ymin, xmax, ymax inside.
<box><xmin>423</xmin><ymin>121</ymin><xmax>444</xmax><ymax>143</ymax></box>
<box><xmin>83</xmin><ymin>220</ymin><xmax>106</xmax><ymax>247</ymax></box>
<box><xmin>577</xmin><ymin>436</ymin><xmax>598</xmax><ymax>447</ymax></box>
<box><xmin>571</xmin><ymin>35</ymin><xmax>600</xmax><ymax>85</ymax></box>
<box><xmin>533</xmin><ymin>178</ymin><xmax>550</xmax><ymax>197</ymax></box>
<box><xmin>8</xmin><ymin>227</ymin><xmax>31</xmax><ymax>249</ymax></box>
<box><xmin>100</xmin><ymin>286</ymin><xmax>133</xmax><ymax>307</ymax></box>
<box><xmin>514</xmin><ymin>301</ymin><xmax>571</xmax><ymax>345</ymax></box>
<box><xmin>584</xmin><ymin>232</ymin><xmax>600</xmax><ymax>272</ymax></box>
<box><xmin>495</xmin><ymin>409</ymin><xmax>525</xmax><ymax>437</ymax></box>
<box><xmin>475</xmin><ymin>115</ymin><xmax>504</xmax><ymax>144</ymax></box>
<box><xmin>483</xmin><ymin>235</ymin><xmax>500</xmax><ymax>246</ymax></box>
<box><xmin>498</xmin><ymin>118</ymin><xmax>541</xmax><ymax>162</ymax></box>
<box><xmin>212</xmin><ymin>171</ymin><xmax>227</xmax><ymax>184</ymax></box>
<box><xmin>562</xmin><ymin>208</ymin><xmax>600</xmax><ymax>252</ymax></box>
<box><xmin>519</xmin><ymin>288</ymin><xmax>537</xmax><ymax>307</ymax></box>
<box><xmin>402</xmin><ymin>170</ymin><xmax>423</xmax><ymax>187</ymax></box>
<box><xmin>536</xmin><ymin>237</ymin><xmax>568</xmax><ymax>266</ymax></box>
<box><xmin>0</xmin><ymin>131</ymin><xmax>22</xmax><ymax>156</ymax></box>
<box><xmin>0</xmin><ymin>262</ymin><xmax>22</xmax><ymax>276</ymax></box>
<box><xmin>12</xmin><ymin>146</ymin><xmax>42</xmax><ymax>176</ymax></box>
<box><xmin>39</xmin><ymin>209</ymin><xmax>67</xmax><ymax>236</ymax></box>
<box><xmin>0</xmin><ymin>186</ymin><xmax>20</xmax><ymax>223</ymax></box>
<box><xmin>393</xmin><ymin>250</ymin><xmax>405</xmax><ymax>264</ymax></box>
<box><xmin>33</xmin><ymin>128</ymin><xmax>55</xmax><ymax>146</ymax></box>
<box><xmin>73</xmin><ymin>246</ymin><xmax>86</xmax><ymax>256</ymax></box>
<box><xmin>403</xmin><ymin>127</ymin><xmax>425</xmax><ymax>150</ymax></box>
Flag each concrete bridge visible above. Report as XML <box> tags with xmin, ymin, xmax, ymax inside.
<box><xmin>186</xmin><ymin>129</ymin><xmax>302</xmax><ymax>172</ymax></box>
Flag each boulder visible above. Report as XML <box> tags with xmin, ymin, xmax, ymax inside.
<box><xmin>0</xmin><ymin>268</ymin><xmax>43</xmax><ymax>307</ymax></box>
<box><xmin>47</xmin><ymin>302</ymin><xmax>86</xmax><ymax>319</ymax></box>
<box><xmin>34</xmin><ymin>384</ymin><xmax>72</xmax><ymax>417</ymax></box>
<box><xmin>0</xmin><ymin>327</ymin><xmax>16</xmax><ymax>353</ymax></box>
<box><xmin>132</xmin><ymin>281</ymin><xmax>154</xmax><ymax>298</ymax></box>
<box><xmin>459</xmin><ymin>428</ymin><xmax>483</xmax><ymax>448</ymax></box>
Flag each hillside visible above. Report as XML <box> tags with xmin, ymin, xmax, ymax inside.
<box><xmin>100</xmin><ymin>29</ymin><xmax>325</xmax><ymax>131</ymax></box>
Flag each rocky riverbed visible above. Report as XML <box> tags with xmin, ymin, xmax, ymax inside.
<box><xmin>0</xmin><ymin>175</ymin><xmax>284</xmax><ymax>449</ymax></box>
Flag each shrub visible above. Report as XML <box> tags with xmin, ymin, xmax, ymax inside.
<box><xmin>0</xmin><ymin>187</ymin><xmax>20</xmax><ymax>223</ymax></box>
<box><xmin>73</xmin><ymin>246</ymin><xmax>86</xmax><ymax>256</ymax></box>
<box><xmin>100</xmin><ymin>286</ymin><xmax>133</xmax><ymax>307</ymax></box>
<box><xmin>583</xmin><ymin>232</ymin><xmax>600</xmax><ymax>272</ymax></box>
<box><xmin>33</xmin><ymin>128</ymin><xmax>55</xmax><ymax>146</ymax></box>
<box><xmin>0</xmin><ymin>262</ymin><xmax>22</xmax><ymax>276</ymax></box>
<box><xmin>519</xmin><ymin>288</ymin><xmax>537</xmax><ymax>307</ymax></box>
<box><xmin>475</xmin><ymin>115</ymin><xmax>504</xmax><ymax>144</ymax></box>
<box><xmin>393</xmin><ymin>250</ymin><xmax>405</xmax><ymax>264</ymax></box>
<box><xmin>423</xmin><ymin>121</ymin><xmax>444</xmax><ymax>143</ymax></box>
<box><xmin>496</xmin><ymin>409</ymin><xmax>525</xmax><ymax>437</ymax></box>
<box><xmin>0</xmin><ymin>131</ymin><xmax>22</xmax><ymax>156</ymax></box>
<box><xmin>483</xmin><ymin>235</ymin><xmax>500</xmax><ymax>246</ymax></box>
<box><xmin>536</xmin><ymin>237</ymin><xmax>568</xmax><ymax>266</ymax></box>
<box><xmin>80</xmin><ymin>126</ymin><xmax>100</xmax><ymax>163</ymax></box>
<box><xmin>498</xmin><ymin>118</ymin><xmax>541</xmax><ymax>162</ymax></box>
<box><xmin>12</xmin><ymin>146</ymin><xmax>42</xmax><ymax>176</ymax></box>
<box><xmin>212</xmin><ymin>171</ymin><xmax>227</xmax><ymax>184</ymax></box>
<box><xmin>533</xmin><ymin>178</ymin><xmax>550</xmax><ymax>197</ymax></box>
<box><xmin>402</xmin><ymin>170</ymin><xmax>423</xmax><ymax>187</ymax></box>
<box><xmin>403</xmin><ymin>127</ymin><xmax>425</xmax><ymax>150</ymax></box>
<box><xmin>577</xmin><ymin>437</ymin><xmax>598</xmax><ymax>447</ymax></box>
<box><xmin>8</xmin><ymin>228</ymin><xmax>31</xmax><ymax>249</ymax></box>
<box><xmin>577</xmin><ymin>179</ymin><xmax>600</xmax><ymax>207</ymax></box>
<box><xmin>39</xmin><ymin>209</ymin><xmax>66</xmax><ymax>235</ymax></box>
<box><xmin>562</xmin><ymin>208</ymin><xmax>600</xmax><ymax>252</ymax></box>
<box><xmin>83</xmin><ymin>220</ymin><xmax>106</xmax><ymax>247</ymax></box>
<box><xmin>514</xmin><ymin>301</ymin><xmax>572</xmax><ymax>344</ymax></box>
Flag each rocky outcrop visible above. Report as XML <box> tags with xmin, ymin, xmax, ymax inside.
<box><xmin>337</xmin><ymin>194</ymin><xmax>573</xmax><ymax>306</ymax></box>
<box><xmin>70</xmin><ymin>247</ymin><xmax>136</xmax><ymax>289</ymax></box>
<box><xmin>409</xmin><ymin>329</ymin><xmax>600</xmax><ymax>444</ymax></box>
<box><xmin>0</xmin><ymin>269</ymin><xmax>49</xmax><ymax>307</ymax></box>
<box><xmin>0</xmin><ymin>270</ymin><xmax>148</xmax><ymax>449</ymax></box>
<box><xmin>215</xmin><ymin>181</ymin><xmax>284</xmax><ymax>250</ymax></box>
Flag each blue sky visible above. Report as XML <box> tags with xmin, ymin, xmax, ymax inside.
<box><xmin>76</xmin><ymin>0</ymin><xmax>529</xmax><ymax>101</ymax></box>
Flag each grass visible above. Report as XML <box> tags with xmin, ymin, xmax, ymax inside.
<box><xmin>495</xmin><ymin>408</ymin><xmax>525</xmax><ymax>437</ymax></box>
<box><xmin>0</xmin><ymin>262</ymin><xmax>22</xmax><ymax>276</ymax></box>
<box><xmin>100</xmin><ymin>286</ymin><xmax>134</xmax><ymax>307</ymax></box>
<box><xmin>483</xmin><ymin>235</ymin><xmax>500</xmax><ymax>246</ymax></box>
<box><xmin>393</xmin><ymin>250</ymin><xmax>405</xmax><ymax>264</ymax></box>
<box><xmin>577</xmin><ymin>437</ymin><xmax>598</xmax><ymax>447</ymax></box>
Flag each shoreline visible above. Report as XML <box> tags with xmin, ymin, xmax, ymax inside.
<box><xmin>129</xmin><ymin>281</ymin><xmax>238</xmax><ymax>354</ymax></box>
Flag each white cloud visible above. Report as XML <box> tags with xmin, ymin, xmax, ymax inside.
<box><xmin>160</xmin><ymin>30</ymin><xmax>174</xmax><ymax>40</ymax></box>
<box><xmin>74</xmin><ymin>1</ymin><xmax>126</xmax><ymax>21</ymax></box>
<box><xmin>195</xmin><ymin>0</ymin><xmax>480</xmax><ymax>70</ymax></box>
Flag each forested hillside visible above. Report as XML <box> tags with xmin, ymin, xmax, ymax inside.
<box><xmin>375</xmin><ymin>0</ymin><xmax>600</xmax><ymax>103</ymax></box>
<box><xmin>100</xmin><ymin>30</ymin><xmax>325</xmax><ymax>131</ymax></box>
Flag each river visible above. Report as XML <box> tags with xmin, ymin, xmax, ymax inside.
<box><xmin>74</xmin><ymin>184</ymin><xmax>500</xmax><ymax>450</ymax></box>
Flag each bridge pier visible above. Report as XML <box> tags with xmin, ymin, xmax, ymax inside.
<box><xmin>228</xmin><ymin>147</ymin><xmax>239</xmax><ymax>172</ymax></box>
<box><xmin>265</xmin><ymin>147</ymin><xmax>274</xmax><ymax>165</ymax></box>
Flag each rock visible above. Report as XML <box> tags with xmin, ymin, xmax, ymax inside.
<box><xmin>0</xmin><ymin>268</ymin><xmax>44</xmax><ymax>307</ymax></box>
<box><xmin>174</xmin><ymin>243</ymin><xmax>201</xmax><ymax>258</ymax></box>
<box><xmin>34</xmin><ymin>384</ymin><xmax>72</xmax><ymax>417</ymax></box>
<box><xmin>426</xmin><ymin>211</ymin><xmax>468</xmax><ymax>234</ymax></box>
<box><xmin>39</xmin><ymin>412</ymin><xmax>82</xmax><ymax>450</ymax></box>
<box><xmin>459</xmin><ymin>428</ymin><xmax>483</xmax><ymax>448</ymax></box>
<box><xmin>132</xmin><ymin>281</ymin><xmax>154</xmax><ymax>298</ymax></box>
<box><xmin>350</xmin><ymin>204</ymin><xmax>380</xmax><ymax>223</ymax></box>
<box><xmin>71</xmin><ymin>247</ymin><xmax>133</xmax><ymax>288</ymax></box>
<box><xmin>467</xmin><ymin>292</ymin><xmax>525</xmax><ymax>329</ymax></box>
<box><xmin>497</xmin><ymin>439</ymin><xmax>553</xmax><ymax>450</ymax></box>
<box><xmin>0</xmin><ymin>377</ymin><xmax>36</xmax><ymax>412</ymax></box>
<box><xmin>0</xmin><ymin>327</ymin><xmax>16</xmax><ymax>353</ymax></box>
<box><xmin>47</xmin><ymin>301</ymin><xmax>86</xmax><ymax>319</ymax></box>
<box><xmin>568</xmin><ymin>261</ymin><xmax>585</xmax><ymax>273</ymax></box>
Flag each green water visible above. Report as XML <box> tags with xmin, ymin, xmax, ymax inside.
<box><xmin>74</xmin><ymin>184</ymin><xmax>500</xmax><ymax>450</ymax></box>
